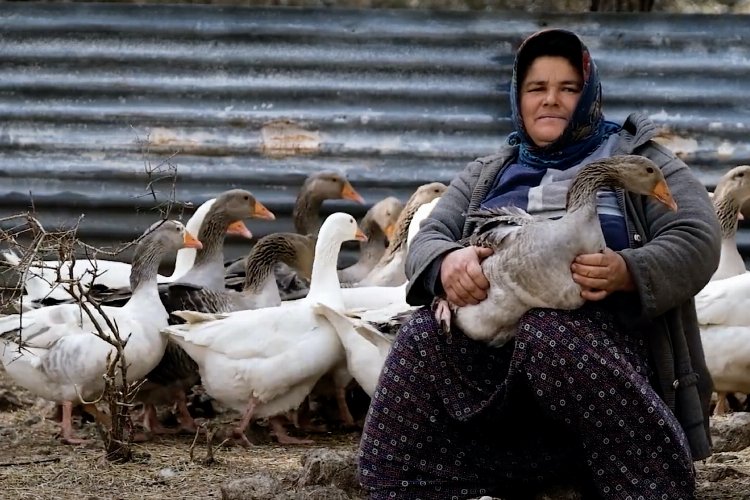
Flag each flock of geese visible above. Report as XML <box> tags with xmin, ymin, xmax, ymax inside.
<box><xmin>0</xmin><ymin>171</ymin><xmax>446</xmax><ymax>444</ymax></box>
<box><xmin>0</xmin><ymin>155</ymin><xmax>748</xmax><ymax>447</ymax></box>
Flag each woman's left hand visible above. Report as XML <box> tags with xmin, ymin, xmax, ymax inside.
<box><xmin>571</xmin><ymin>248</ymin><xmax>635</xmax><ymax>301</ymax></box>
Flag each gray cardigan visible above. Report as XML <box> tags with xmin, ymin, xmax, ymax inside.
<box><xmin>404</xmin><ymin>113</ymin><xmax>722</xmax><ymax>460</ymax></box>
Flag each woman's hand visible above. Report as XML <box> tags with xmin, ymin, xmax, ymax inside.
<box><xmin>440</xmin><ymin>246</ymin><xmax>494</xmax><ymax>306</ymax></box>
<box><xmin>571</xmin><ymin>248</ymin><xmax>635</xmax><ymax>301</ymax></box>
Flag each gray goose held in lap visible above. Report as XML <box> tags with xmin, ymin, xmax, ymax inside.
<box><xmin>435</xmin><ymin>155</ymin><xmax>678</xmax><ymax>346</ymax></box>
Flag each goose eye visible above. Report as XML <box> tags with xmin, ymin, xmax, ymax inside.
<box><xmin>738</xmin><ymin>173</ymin><xmax>745</xmax><ymax>178</ymax></box>
<box><xmin>243</xmin><ymin>195</ymin><xmax>249</xmax><ymax>200</ymax></box>
<box><xmin>646</xmin><ymin>167</ymin><xmax>654</xmax><ymax>174</ymax></box>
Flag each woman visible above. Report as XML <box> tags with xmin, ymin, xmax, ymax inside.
<box><xmin>358</xmin><ymin>29</ymin><xmax>720</xmax><ymax>499</ymax></box>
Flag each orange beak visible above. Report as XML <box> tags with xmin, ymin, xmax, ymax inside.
<box><xmin>383</xmin><ymin>223</ymin><xmax>396</xmax><ymax>240</ymax></box>
<box><xmin>253</xmin><ymin>200</ymin><xmax>275</xmax><ymax>220</ymax></box>
<box><xmin>355</xmin><ymin>226</ymin><xmax>368</xmax><ymax>242</ymax></box>
<box><xmin>227</xmin><ymin>220</ymin><xmax>253</xmax><ymax>239</ymax></box>
<box><xmin>341</xmin><ymin>181</ymin><xmax>365</xmax><ymax>204</ymax></box>
<box><xmin>183</xmin><ymin>231</ymin><xmax>203</xmax><ymax>250</ymax></box>
<box><xmin>652</xmin><ymin>180</ymin><xmax>678</xmax><ymax>211</ymax></box>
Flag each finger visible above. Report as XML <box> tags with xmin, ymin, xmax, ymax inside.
<box><xmin>572</xmin><ymin>273</ymin><xmax>610</xmax><ymax>291</ymax></box>
<box><xmin>457</xmin><ymin>274</ymin><xmax>484</xmax><ymax>304</ymax></box>
<box><xmin>581</xmin><ymin>288</ymin><xmax>609</xmax><ymax>301</ymax></box>
<box><xmin>571</xmin><ymin>263</ymin><xmax>609</xmax><ymax>280</ymax></box>
<box><xmin>449</xmin><ymin>280</ymin><xmax>479</xmax><ymax>306</ymax></box>
<box><xmin>445</xmin><ymin>284</ymin><xmax>468</xmax><ymax>307</ymax></box>
<box><xmin>466</xmin><ymin>261</ymin><xmax>490</xmax><ymax>290</ymax></box>
<box><xmin>574</xmin><ymin>252</ymin><xmax>606</xmax><ymax>266</ymax></box>
<box><xmin>474</xmin><ymin>246</ymin><xmax>494</xmax><ymax>260</ymax></box>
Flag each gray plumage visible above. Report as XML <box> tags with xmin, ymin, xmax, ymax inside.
<box><xmin>140</xmin><ymin>189</ymin><xmax>265</xmax><ymax>402</ymax></box>
<box><xmin>170</xmin><ymin>233</ymin><xmax>315</xmax><ymax>315</ymax></box>
<box><xmin>449</xmin><ymin>155</ymin><xmax>677</xmax><ymax>346</ymax></box>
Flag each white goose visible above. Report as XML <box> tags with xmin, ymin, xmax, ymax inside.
<box><xmin>313</xmin><ymin>198</ymin><xmax>440</xmax><ymax>398</ymax></box>
<box><xmin>0</xmin><ymin>220</ymin><xmax>201</xmax><ymax>443</ymax></box>
<box><xmin>700</xmin><ymin>324</ymin><xmax>750</xmax><ymax>414</ymax></box>
<box><xmin>313</xmin><ymin>302</ymin><xmax>411</xmax><ymax>396</ymax></box>
<box><xmin>163</xmin><ymin>212</ymin><xmax>365</xmax><ymax>446</ymax></box>
<box><xmin>435</xmin><ymin>155</ymin><xmax>677</xmax><ymax>346</ymax></box>
<box><xmin>4</xmin><ymin>198</ymin><xmax>216</xmax><ymax>309</ymax></box>
<box><xmin>693</xmin><ymin>166</ymin><xmax>750</xmax><ymax>414</ymax></box>
<box><xmin>334</xmin><ymin>190</ymin><xmax>442</xmax><ymax>313</ymax></box>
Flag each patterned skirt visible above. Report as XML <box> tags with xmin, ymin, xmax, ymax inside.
<box><xmin>357</xmin><ymin>305</ymin><xmax>696</xmax><ymax>500</ymax></box>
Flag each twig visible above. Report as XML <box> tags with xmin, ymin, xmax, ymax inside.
<box><xmin>0</xmin><ymin>457</ymin><xmax>61</xmax><ymax>467</ymax></box>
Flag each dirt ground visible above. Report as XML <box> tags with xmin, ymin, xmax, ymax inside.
<box><xmin>0</xmin><ymin>365</ymin><xmax>362</xmax><ymax>499</ymax></box>
<box><xmin>4</xmin><ymin>362</ymin><xmax>750</xmax><ymax>499</ymax></box>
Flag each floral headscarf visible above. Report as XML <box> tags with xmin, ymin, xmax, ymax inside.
<box><xmin>507</xmin><ymin>29</ymin><xmax>621</xmax><ymax>169</ymax></box>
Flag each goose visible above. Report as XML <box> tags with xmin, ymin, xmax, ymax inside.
<box><xmin>692</xmin><ymin>167</ymin><xmax>750</xmax><ymax>415</ymax></box>
<box><xmin>293</xmin><ymin>171</ymin><xmax>365</xmax><ymax>235</ymax></box>
<box><xmin>407</xmin><ymin>197</ymin><xmax>441</xmax><ymax>248</ymax></box>
<box><xmin>694</xmin><ymin>166</ymin><xmax>750</xmax><ymax>327</ymax></box>
<box><xmin>163</xmin><ymin>212</ymin><xmax>366</xmax><ymax>446</ymax></box>
<box><xmin>223</xmin><ymin>171</ymin><xmax>364</xmax><ymax>299</ymax></box>
<box><xmin>357</xmin><ymin>182</ymin><xmax>447</xmax><ymax>287</ymax></box>
<box><xmin>700</xmin><ymin>324</ymin><xmax>750</xmax><ymax>415</ymax></box>
<box><xmin>330</xmin><ymin>193</ymin><xmax>441</xmax><ymax>311</ymax></box>
<box><xmin>434</xmin><ymin>155</ymin><xmax>677</xmax><ymax>346</ymax></box>
<box><xmin>0</xmin><ymin>220</ymin><xmax>201</xmax><ymax>444</ymax></box>
<box><xmin>175</xmin><ymin>232</ymin><xmax>316</xmax><ymax>313</ymax></box>
<box><xmin>74</xmin><ymin>189</ymin><xmax>272</xmax><ymax>310</ymax></box>
<box><xmin>706</xmin><ymin>165</ymin><xmax>750</xmax><ymax>281</ymax></box>
<box><xmin>2</xmin><ymin>198</ymin><xmax>217</xmax><ymax>310</ymax></box>
<box><xmin>338</xmin><ymin>196</ymin><xmax>403</xmax><ymax>284</ymax></box>
<box><xmin>313</xmin><ymin>302</ymin><xmax>411</xmax><ymax>396</ymax></box>
<box><xmin>135</xmin><ymin>189</ymin><xmax>275</xmax><ymax>435</ymax></box>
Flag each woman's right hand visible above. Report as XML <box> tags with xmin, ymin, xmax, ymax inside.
<box><xmin>440</xmin><ymin>246</ymin><xmax>493</xmax><ymax>306</ymax></box>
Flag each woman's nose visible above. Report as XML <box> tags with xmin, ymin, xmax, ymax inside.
<box><xmin>542</xmin><ymin>89</ymin><xmax>559</xmax><ymax>106</ymax></box>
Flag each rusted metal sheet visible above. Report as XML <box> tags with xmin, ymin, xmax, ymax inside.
<box><xmin>0</xmin><ymin>4</ymin><xmax>748</xmax><ymax>262</ymax></box>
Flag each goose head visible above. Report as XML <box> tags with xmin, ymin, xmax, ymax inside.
<box><xmin>307</xmin><ymin>213</ymin><xmax>366</xmax><ymax>299</ymax></box>
<box><xmin>294</xmin><ymin>172</ymin><xmax>365</xmax><ymax>234</ymax></box>
<box><xmin>142</xmin><ymin>220</ymin><xmax>202</xmax><ymax>252</ymax></box>
<box><xmin>318</xmin><ymin>212</ymin><xmax>368</xmax><ymax>246</ymax></box>
<box><xmin>303</xmin><ymin>171</ymin><xmax>365</xmax><ymax>204</ymax></box>
<box><xmin>567</xmin><ymin>155</ymin><xmax>677</xmax><ymax>212</ymax></box>
<box><xmin>370</xmin><ymin>196</ymin><xmax>404</xmax><ymax>241</ymax></box>
<box><xmin>713</xmin><ymin>165</ymin><xmax>750</xmax><ymax>237</ymax></box>
<box><xmin>131</xmin><ymin>220</ymin><xmax>202</xmax><ymax>290</ymax></box>
<box><xmin>197</xmin><ymin>189</ymin><xmax>273</xmax><ymax>247</ymax></box>
<box><xmin>217</xmin><ymin>189</ymin><xmax>275</xmax><ymax>240</ymax></box>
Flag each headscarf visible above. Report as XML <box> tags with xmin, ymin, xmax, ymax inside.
<box><xmin>507</xmin><ymin>29</ymin><xmax>621</xmax><ymax>170</ymax></box>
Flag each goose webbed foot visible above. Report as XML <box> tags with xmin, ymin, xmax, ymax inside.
<box><xmin>433</xmin><ymin>298</ymin><xmax>453</xmax><ymax>333</ymax></box>
<box><xmin>270</xmin><ymin>416</ymin><xmax>314</xmax><ymax>445</ymax></box>
<box><xmin>60</xmin><ymin>401</ymin><xmax>88</xmax><ymax>445</ymax></box>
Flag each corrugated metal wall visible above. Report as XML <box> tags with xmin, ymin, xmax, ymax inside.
<box><xmin>1</xmin><ymin>4</ymin><xmax>749</xmax><ymax>264</ymax></box>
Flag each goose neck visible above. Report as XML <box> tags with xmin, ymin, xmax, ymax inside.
<box><xmin>715</xmin><ymin>196</ymin><xmax>741</xmax><ymax>239</ymax></box>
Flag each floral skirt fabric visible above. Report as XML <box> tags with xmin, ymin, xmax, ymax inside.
<box><xmin>357</xmin><ymin>305</ymin><xmax>696</xmax><ymax>500</ymax></box>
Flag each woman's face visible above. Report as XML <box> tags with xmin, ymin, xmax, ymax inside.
<box><xmin>520</xmin><ymin>56</ymin><xmax>583</xmax><ymax>147</ymax></box>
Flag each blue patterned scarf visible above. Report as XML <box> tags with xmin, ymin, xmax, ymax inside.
<box><xmin>508</xmin><ymin>29</ymin><xmax>621</xmax><ymax>170</ymax></box>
